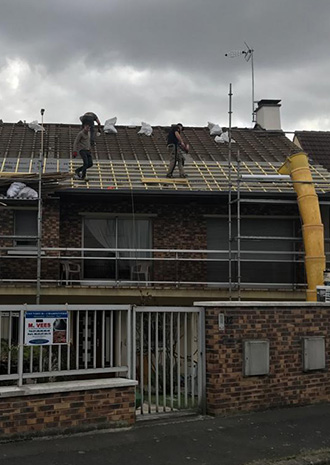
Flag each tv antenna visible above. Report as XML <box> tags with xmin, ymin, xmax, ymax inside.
<box><xmin>225</xmin><ymin>42</ymin><xmax>255</xmax><ymax>123</ymax></box>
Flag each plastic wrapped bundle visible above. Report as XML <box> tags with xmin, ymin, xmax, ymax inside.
<box><xmin>138</xmin><ymin>122</ymin><xmax>153</xmax><ymax>136</ymax></box>
<box><xmin>17</xmin><ymin>187</ymin><xmax>38</xmax><ymax>199</ymax></box>
<box><xmin>6</xmin><ymin>182</ymin><xmax>26</xmax><ymax>198</ymax></box>
<box><xmin>207</xmin><ymin>122</ymin><xmax>222</xmax><ymax>136</ymax></box>
<box><xmin>28</xmin><ymin>121</ymin><xmax>45</xmax><ymax>132</ymax></box>
<box><xmin>104</xmin><ymin>117</ymin><xmax>118</xmax><ymax>134</ymax></box>
<box><xmin>6</xmin><ymin>182</ymin><xmax>38</xmax><ymax>199</ymax></box>
<box><xmin>215</xmin><ymin>132</ymin><xmax>235</xmax><ymax>144</ymax></box>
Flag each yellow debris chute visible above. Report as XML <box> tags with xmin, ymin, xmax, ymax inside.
<box><xmin>278</xmin><ymin>152</ymin><xmax>325</xmax><ymax>301</ymax></box>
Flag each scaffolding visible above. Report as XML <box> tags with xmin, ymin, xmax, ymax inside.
<box><xmin>0</xmin><ymin>110</ymin><xmax>46</xmax><ymax>303</ymax></box>
<box><xmin>226</xmin><ymin>87</ymin><xmax>330</xmax><ymax>300</ymax></box>
<box><xmin>36</xmin><ymin>110</ymin><xmax>45</xmax><ymax>304</ymax></box>
<box><xmin>228</xmin><ymin>154</ymin><xmax>297</xmax><ymax>300</ymax></box>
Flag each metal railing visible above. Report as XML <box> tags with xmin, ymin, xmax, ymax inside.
<box><xmin>0</xmin><ymin>304</ymin><xmax>206</xmax><ymax>415</ymax></box>
<box><xmin>0</xmin><ymin>245</ymin><xmax>320</xmax><ymax>289</ymax></box>
<box><xmin>0</xmin><ymin>305</ymin><xmax>131</xmax><ymax>387</ymax></box>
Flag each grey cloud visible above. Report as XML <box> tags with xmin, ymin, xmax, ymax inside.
<box><xmin>2</xmin><ymin>0</ymin><xmax>329</xmax><ymax>73</ymax></box>
<box><xmin>0</xmin><ymin>0</ymin><xmax>330</xmax><ymax>129</ymax></box>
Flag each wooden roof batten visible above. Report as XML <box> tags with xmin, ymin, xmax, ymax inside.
<box><xmin>1</xmin><ymin>158</ymin><xmax>329</xmax><ymax>195</ymax></box>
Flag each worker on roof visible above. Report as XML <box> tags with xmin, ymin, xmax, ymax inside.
<box><xmin>79</xmin><ymin>112</ymin><xmax>101</xmax><ymax>146</ymax></box>
<box><xmin>73</xmin><ymin>124</ymin><xmax>93</xmax><ymax>181</ymax></box>
<box><xmin>166</xmin><ymin>123</ymin><xmax>189</xmax><ymax>178</ymax></box>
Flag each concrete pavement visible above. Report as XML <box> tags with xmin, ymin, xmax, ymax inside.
<box><xmin>1</xmin><ymin>403</ymin><xmax>330</xmax><ymax>464</ymax></box>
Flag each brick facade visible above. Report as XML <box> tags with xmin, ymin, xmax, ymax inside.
<box><xmin>0</xmin><ymin>384</ymin><xmax>135</xmax><ymax>439</ymax></box>
<box><xmin>0</xmin><ymin>199</ymin><xmax>60</xmax><ymax>282</ymax></box>
<box><xmin>205</xmin><ymin>304</ymin><xmax>330</xmax><ymax>415</ymax></box>
<box><xmin>59</xmin><ymin>195</ymin><xmax>301</xmax><ymax>286</ymax></box>
<box><xmin>0</xmin><ymin>193</ymin><xmax>302</xmax><ymax>288</ymax></box>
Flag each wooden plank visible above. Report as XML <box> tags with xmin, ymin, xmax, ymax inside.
<box><xmin>0</xmin><ymin>172</ymin><xmax>32</xmax><ymax>177</ymax></box>
<box><xmin>141</xmin><ymin>177</ymin><xmax>188</xmax><ymax>184</ymax></box>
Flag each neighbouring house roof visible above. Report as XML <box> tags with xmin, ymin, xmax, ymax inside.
<box><xmin>294</xmin><ymin>131</ymin><xmax>330</xmax><ymax>172</ymax></box>
<box><xmin>0</xmin><ymin>121</ymin><xmax>329</xmax><ymax>194</ymax></box>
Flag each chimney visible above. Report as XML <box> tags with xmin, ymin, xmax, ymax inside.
<box><xmin>255</xmin><ymin>99</ymin><xmax>281</xmax><ymax>130</ymax></box>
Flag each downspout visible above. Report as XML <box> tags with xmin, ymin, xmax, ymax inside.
<box><xmin>278</xmin><ymin>152</ymin><xmax>325</xmax><ymax>301</ymax></box>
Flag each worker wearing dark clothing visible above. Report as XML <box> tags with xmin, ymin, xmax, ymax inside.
<box><xmin>79</xmin><ymin>112</ymin><xmax>101</xmax><ymax>145</ymax></box>
<box><xmin>166</xmin><ymin>123</ymin><xmax>189</xmax><ymax>178</ymax></box>
<box><xmin>73</xmin><ymin>124</ymin><xmax>93</xmax><ymax>180</ymax></box>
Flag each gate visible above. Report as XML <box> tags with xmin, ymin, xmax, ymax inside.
<box><xmin>132</xmin><ymin>306</ymin><xmax>205</xmax><ymax>416</ymax></box>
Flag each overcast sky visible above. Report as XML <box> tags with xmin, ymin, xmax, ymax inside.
<box><xmin>1</xmin><ymin>0</ymin><xmax>330</xmax><ymax>132</ymax></box>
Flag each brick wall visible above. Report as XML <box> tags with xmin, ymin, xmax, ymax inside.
<box><xmin>41</xmin><ymin>200</ymin><xmax>60</xmax><ymax>280</ymax></box>
<box><xmin>0</xmin><ymin>385</ymin><xmax>135</xmax><ymax>439</ymax></box>
<box><xmin>0</xmin><ymin>199</ymin><xmax>60</xmax><ymax>282</ymax></box>
<box><xmin>205</xmin><ymin>304</ymin><xmax>330</xmax><ymax>415</ymax></box>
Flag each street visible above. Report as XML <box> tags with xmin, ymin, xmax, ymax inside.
<box><xmin>1</xmin><ymin>403</ymin><xmax>330</xmax><ymax>464</ymax></box>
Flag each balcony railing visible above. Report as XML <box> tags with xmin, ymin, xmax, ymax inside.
<box><xmin>0</xmin><ymin>245</ymin><xmax>320</xmax><ymax>289</ymax></box>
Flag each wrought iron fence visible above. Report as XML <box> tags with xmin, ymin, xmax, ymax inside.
<box><xmin>0</xmin><ymin>305</ymin><xmax>131</xmax><ymax>387</ymax></box>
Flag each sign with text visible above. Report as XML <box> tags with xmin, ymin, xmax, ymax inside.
<box><xmin>25</xmin><ymin>311</ymin><xmax>69</xmax><ymax>345</ymax></box>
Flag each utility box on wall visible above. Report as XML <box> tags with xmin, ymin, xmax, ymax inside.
<box><xmin>303</xmin><ymin>336</ymin><xmax>326</xmax><ymax>371</ymax></box>
<box><xmin>243</xmin><ymin>340</ymin><xmax>270</xmax><ymax>376</ymax></box>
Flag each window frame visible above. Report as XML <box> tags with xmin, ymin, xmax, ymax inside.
<box><xmin>13</xmin><ymin>209</ymin><xmax>38</xmax><ymax>250</ymax></box>
<box><xmin>82</xmin><ymin>215</ymin><xmax>153</xmax><ymax>281</ymax></box>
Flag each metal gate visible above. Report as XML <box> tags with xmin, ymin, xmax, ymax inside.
<box><xmin>132</xmin><ymin>306</ymin><xmax>205</xmax><ymax>416</ymax></box>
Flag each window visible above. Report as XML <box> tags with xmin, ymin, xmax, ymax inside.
<box><xmin>14</xmin><ymin>210</ymin><xmax>38</xmax><ymax>248</ymax></box>
<box><xmin>207</xmin><ymin>217</ymin><xmax>299</xmax><ymax>285</ymax></box>
<box><xmin>83</xmin><ymin>217</ymin><xmax>152</xmax><ymax>280</ymax></box>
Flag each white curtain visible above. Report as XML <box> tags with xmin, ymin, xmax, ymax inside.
<box><xmin>118</xmin><ymin>219</ymin><xmax>151</xmax><ymax>260</ymax></box>
<box><xmin>84</xmin><ymin>219</ymin><xmax>116</xmax><ymax>249</ymax></box>
<box><xmin>84</xmin><ymin>218</ymin><xmax>151</xmax><ymax>277</ymax></box>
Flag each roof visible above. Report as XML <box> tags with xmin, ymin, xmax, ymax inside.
<box><xmin>0</xmin><ymin>122</ymin><xmax>297</xmax><ymax>163</ymax></box>
<box><xmin>295</xmin><ymin>131</ymin><xmax>330</xmax><ymax>172</ymax></box>
<box><xmin>1</xmin><ymin>159</ymin><xmax>330</xmax><ymax>195</ymax></box>
<box><xmin>1</xmin><ymin>121</ymin><xmax>328</xmax><ymax>195</ymax></box>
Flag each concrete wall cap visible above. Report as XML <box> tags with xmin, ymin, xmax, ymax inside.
<box><xmin>0</xmin><ymin>378</ymin><xmax>137</xmax><ymax>398</ymax></box>
<box><xmin>193</xmin><ymin>301</ymin><xmax>330</xmax><ymax>307</ymax></box>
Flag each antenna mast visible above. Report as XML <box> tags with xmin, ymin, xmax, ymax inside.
<box><xmin>225</xmin><ymin>42</ymin><xmax>255</xmax><ymax>124</ymax></box>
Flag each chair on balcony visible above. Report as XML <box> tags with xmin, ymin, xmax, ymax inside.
<box><xmin>60</xmin><ymin>261</ymin><xmax>82</xmax><ymax>285</ymax></box>
<box><xmin>130</xmin><ymin>262</ymin><xmax>150</xmax><ymax>286</ymax></box>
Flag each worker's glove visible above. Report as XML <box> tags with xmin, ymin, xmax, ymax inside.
<box><xmin>73</xmin><ymin>151</ymin><xmax>78</xmax><ymax>158</ymax></box>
